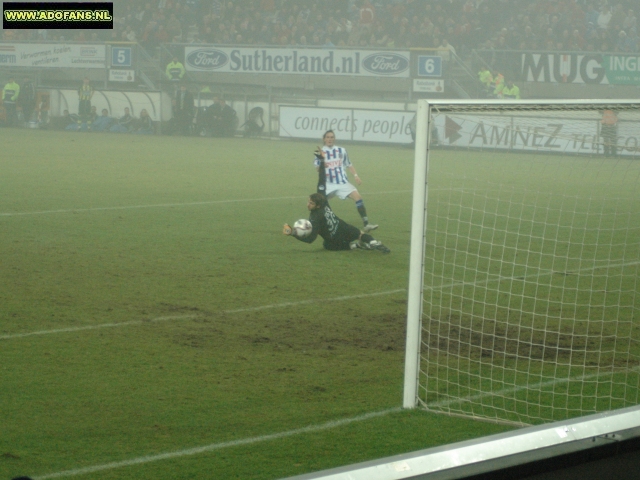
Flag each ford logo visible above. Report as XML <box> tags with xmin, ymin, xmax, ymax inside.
<box><xmin>362</xmin><ymin>53</ymin><xmax>408</xmax><ymax>75</ymax></box>
<box><xmin>186</xmin><ymin>49</ymin><xmax>228</xmax><ymax>70</ymax></box>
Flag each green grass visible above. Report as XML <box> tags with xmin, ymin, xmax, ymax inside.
<box><xmin>2</xmin><ymin>129</ymin><xmax>638</xmax><ymax>479</ymax></box>
<box><xmin>0</xmin><ymin>130</ymin><xmax>513</xmax><ymax>480</ymax></box>
<box><xmin>420</xmin><ymin>147</ymin><xmax>640</xmax><ymax>424</ymax></box>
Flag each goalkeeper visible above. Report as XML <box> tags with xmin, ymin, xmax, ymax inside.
<box><xmin>283</xmin><ymin>151</ymin><xmax>390</xmax><ymax>253</ymax></box>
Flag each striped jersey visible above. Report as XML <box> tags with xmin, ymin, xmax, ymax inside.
<box><xmin>78</xmin><ymin>84</ymin><xmax>93</xmax><ymax>101</ymax></box>
<box><xmin>314</xmin><ymin>145</ymin><xmax>352</xmax><ymax>185</ymax></box>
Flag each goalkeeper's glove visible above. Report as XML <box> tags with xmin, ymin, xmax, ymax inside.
<box><xmin>283</xmin><ymin>223</ymin><xmax>293</xmax><ymax>236</ymax></box>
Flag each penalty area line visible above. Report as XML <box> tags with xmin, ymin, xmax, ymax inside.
<box><xmin>33</xmin><ymin>407</ymin><xmax>404</xmax><ymax>479</ymax></box>
<box><xmin>0</xmin><ymin>289</ymin><xmax>407</xmax><ymax>340</ymax></box>
<box><xmin>0</xmin><ymin>190</ymin><xmax>411</xmax><ymax>217</ymax></box>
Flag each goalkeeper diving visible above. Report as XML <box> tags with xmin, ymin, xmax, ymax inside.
<box><xmin>283</xmin><ymin>148</ymin><xmax>390</xmax><ymax>253</ymax></box>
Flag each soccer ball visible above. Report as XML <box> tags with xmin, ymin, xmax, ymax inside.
<box><xmin>293</xmin><ymin>219</ymin><xmax>312</xmax><ymax>237</ymax></box>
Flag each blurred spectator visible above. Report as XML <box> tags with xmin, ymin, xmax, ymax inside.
<box><xmin>19</xmin><ymin>76</ymin><xmax>36</xmax><ymax>124</ymax></box>
<box><xmin>600</xmin><ymin>108</ymin><xmax>618</xmax><ymax>157</ymax></box>
<box><xmin>172</xmin><ymin>84</ymin><xmax>195</xmax><ymax>135</ymax></box>
<box><xmin>242</xmin><ymin>106</ymin><xmax>264</xmax><ymax>137</ymax></box>
<box><xmin>209</xmin><ymin>96</ymin><xmax>237</xmax><ymax>137</ymax></box>
<box><xmin>492</xmin><ymin>71</ymin><xmax>504</xmax><ymax>98</ymax></box>
<box><xmin>110</xmin><ymin>107</ymin><xmax>134</xmax><ymax>133</ymax></box>
<box><xmin>597</xmin><ymin>5</ymin><xmax>612</xmax><ymax>30</ymax></box>
<box><xmin>359</xmin><ymin>0</ymin><xmax>375</xmax><ymax>33</ymax></box>
<box><xmin>132</xmin><ymin>109</ymin><xmax>155</xmax><ymax>134</ymax></box>
<box><xmin>2</xmin><ymin>77</ymin><xmax>20</xmax><ymax>127</ymax></box>
<box><xmin>166</xmin><ymin>56</ymin><xmax>185</xmax><ymax>83</ymax></box>
<box><xmin>609</xmin><ymin>4</ymin><xmax>627</xmax><ymax>32</ymax></box>
<box><xmin>502</xmin><ymin>79</ymin><xmax>521</xmax><ymax>100</ymax></box>
<box><xmin>439</xmin><ymin>38</ymin><xmax>456</xmax><ymax>60</ymax></box>
<box><xmin>88</xmin><ymin>105</ymin><xmax>98</xmax><ymax>125</ymax></box>
<box><xmin>616</xmin><ymin>30</ymin><xmax>637</xmax><ymax>52</ymax></box>
<box><xmin>52</xmin><ymin>109</ymin><xmax>79</xmax><ymax>130</ymax></box>
<box><xmin>19</xmin><ymin>0</ymin><xmax>640</xmax><ymax>58</ymax></box>
<box><xmin>478</xmin><ymin>65</ymin><xmax>493</xmax><ymax>93</ymax></box>
<box><xmin>92</xmin><ymin>108</ymin><xmax>115</xmax><ymax>132</ymax></box>
<box><xmin>77</xmin><ymin>77</ymin><xmax>93</xmax><ymax>123</ymax></box>
<box><xmin>622</xmin><ymin>9</ymin><xmax>637</xmax><ymax>33</ymax></box>
<box><xmin>568</xmin><ymin>29</ymin><xmax>585</xmax><ymax>50</ymax></box>
<box><xmin>166</xmin><ymin>13</ymin><xmax>183</xmax><ymax>41</ymax></box>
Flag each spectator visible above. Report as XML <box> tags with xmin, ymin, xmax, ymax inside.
<box><xmin>132</xmin><ymin>108</ymin><xmax>155</xmax><ymax>134</ymax></box>
<box><xmin>502</xmin><ymin>79</ymin><xmax>521</xmax><ymax>100</ymax></box>
<box><xmin>166</xmin><ymin>13</ymin><xmax>183</xmax><ymax>41</ymax></box>
<box><xmin>77</xmin><ymin>77</ymin><xmax>93</xmax><ymax>123</ymax></box>
<box><xmin>609</xmin><ymin>4</ymin><xmax>627</xmax><ymax>32</ymax></box>
<box><xmin>19</xmin><ymin>76</ymin><xmax>36</xmax><ymax>124</ymax></box>
<box><xmin>597</xmin><ymin>5</ymin><xmax>612</xmax><ymax>31</ymax></box>
<box><xmin>92</xmin><ymin>109</ymin><xmax>115</xmax><ymax>132</ymax></box>
<box><xmin>616</xmin><ymin>30</ymin><xmax>636</xmax><ymax>52</ymax></box>
<box><xmin>172</xmin><ymin>83</ymin><xmax>195</xmax><ymax>135</ymax></box>
<box><xmin>600</xmin><ymin>108</ymin><xmax>618</xmax><ymax>157</ymax></box>
<box><xmin>438</xmin><ymin>38</ymin><xmax>456</xmax><ymax>60</ymax></box>
<box><xmin>242</xmin><ymin>106</ymin><xmax>264</xmax><ymax>137</ymax></box>
<box><xmin>209</xmin><ymin>96</ymin><xmax>237</xmax><ymax>137</ymax></box>
<box><xmin>622</xmin><ymin>9</ymin><xmax>637</xmax><ymax>33</ymax></box>
<box><xmin>110</xmin><ymin>107</ymin><xmax>134</xmax><ymax>133</ymax></box>
<box><xmin>478</xmin><ymin>66</ymin><xmax>493</xmax><ymax>96</ymax></box>
<box><xmin>2</xmin><ymin>76</ymin><xmax>20</xmax><ymax>126</ymax></box>
<box><xmin>568</xmin><ymin>29</ymin><xmax>585</xmax><ymax>50</ymax></box>
<box><xmin>359</xmin><ymin>0</ymin><xmax>375</xmax><ymax>33</ymax></box>
<box><xmin>52</xmin><ymin>109</ymin><xmax>78</xmax><ymax>130</ymax></box>
<box><xmin>492</xmin><ymin>71</ymin><xmax>505</xmax><ymax>98</ymax></box>
<box><xmin>165</xmin><ymin>56</ymin><xmax>185</xmax><ymax>83</ymax></box>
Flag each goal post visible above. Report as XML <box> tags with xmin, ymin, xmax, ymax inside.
<box><xmin>404</xmin><ymin>99</ymin><xmax>640</xmax><ymax>426</ymax></box>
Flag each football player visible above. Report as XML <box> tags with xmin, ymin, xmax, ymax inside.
<box><xmin>284</xmin><ymin>153</ymin><xmax>390</xmax><ymax>253</ymax></box>
<box><xmin>314</xmin><ymin>130</ymin><xmax>378</xmax><ymax>232</ymax></box>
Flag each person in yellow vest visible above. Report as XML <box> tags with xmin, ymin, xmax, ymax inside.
<box><xmin>478</xmin><ymin>66</ymin><xmax>493</xmax><ymax>96</ymax></box>
<box><xmin>492</xmin><ymin>71</ymin><xmax>504</xmax><ymax>98</ymax></box>
<box><xmin>600</xmin><ymin>109</ymin><xmax>618</xmax><ymax>157</ymax></box>
<box><xmin>502</xmin><ymin>79</ymin><xmax>521</xmax><ymax>99</ymax></box>
<box><xmin>2</xmin><ymin>77</ymin><xmax>20</xmax><ymax>126</ymax></box>
<box><xmin>165</xmin><ymin>56</ymin><xmax>185</xmax><ymax>82</ymax></box>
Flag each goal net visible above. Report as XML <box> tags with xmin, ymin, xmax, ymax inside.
<box><xmin>404</xmin><ymin>100</ymin><xmax>640</xmax><ymax>426</ymax></box>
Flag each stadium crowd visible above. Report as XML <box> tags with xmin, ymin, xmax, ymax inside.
<box><xmin>1</xmin><ymin>0</ymin><xmax>638</xmax><ymax>54</ymax></box>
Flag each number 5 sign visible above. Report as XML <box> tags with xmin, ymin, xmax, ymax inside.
<box><xmin>112</xmin><ymin>47</ymin><xmax>132</xmax><ymax>67</ymax></box>
<box><xmin>418</xmin><ymin>56</ymin><xmax>442</xmax><ymax>77</ymax></box>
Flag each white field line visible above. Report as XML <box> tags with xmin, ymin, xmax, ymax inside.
<box><xmin>425</xmin><ymin>259</ymin><xmax>640</xmax><ymax>293</ymax></box>
<box><xmin>0</xmin><ymin>190</ymin><xmax>411</xmax><ymax>217</ymax></box>
<box><xmin>13</xmin><ymin>260</ymin><xmax>639</xmax><ymax>478</ymax></box>
<box><xmin>0</xmin><ymin>289</ymin><xmax>406</xmax><ymax>340</ymax></box>
<box><xmin>4</xmin><ymin>259</ymin><xmax>638</xmax><ymax>341</ymax></box>
<box><xmin>34</xmin><ymin>407</ymin><xmax>404</xmax><ymax>480</ymax></box>
<box><xmin>428</xmin><ymin>367</ymin><xmax>640</xmax><ymax>412</ymax></box>
<box><xmin>33</xmin><ymin>363</ymin><xmax>640</xmax><ymax>479</ymax></box>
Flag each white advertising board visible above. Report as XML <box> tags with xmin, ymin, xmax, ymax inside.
<box><xmin>0</xmin><ymin>43</ymin><xmax>106</xmax><ymax>68</ymax></box>
<box><xmin>433</xmin><ymin>114</ymin><xmax>640</xmax><ymax>156</ymax></box>
<box><xmin>184</xmin><ymin>46</ymin><xmax>410</xmax><ymax>77</ymax></box>
<box><xmin>279</xmin><ymin>105</ymin><xmax>414</xmax><ymax>144</ymax></box>
<box><xmin>108</xmin><ymin>69</ymin><xmax>135</xmax><ymax>82</ymax></box>
<box><xmin>413</xmin><ymin>78</ymin><xmax>444</xmax><ymax>92</ymax></box>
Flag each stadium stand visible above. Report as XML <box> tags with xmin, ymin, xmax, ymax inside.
<box><xmin>2</xmin><ymin>0</ymin><xmax>637</xmax><ymax>54</ymax></box>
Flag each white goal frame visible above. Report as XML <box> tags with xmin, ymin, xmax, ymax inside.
<box><xmin>403</xmin><ymin>99</ymin><xmax>640</xmax><ymax>420</ymax></box>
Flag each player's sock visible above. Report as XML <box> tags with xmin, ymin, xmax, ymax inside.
<box><xmin>361</xmin><ymin>234</ymin><xmax>374</xmax><ymax>244</ymax></box>
<box><xmin>356</xmin><ymin>200</ymin><xmax>368</xmax><ymax>225</ymax></box>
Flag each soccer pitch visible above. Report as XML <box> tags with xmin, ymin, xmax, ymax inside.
<box><xmin>2</xmin><ymin>128</ymin><xmax>635</xmax><ymax>479</ymax></box>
